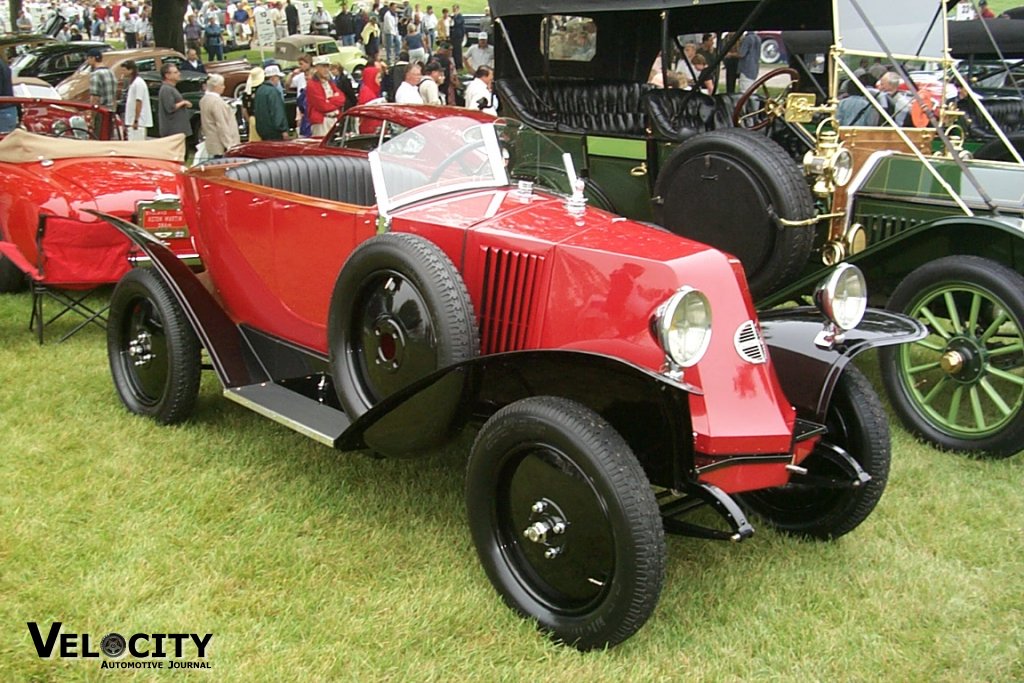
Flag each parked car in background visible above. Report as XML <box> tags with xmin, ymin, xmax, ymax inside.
<box><xmin>11</xmin><ymin>76</ymin><xmax>61</xmax><ymax>99</ymax></box>
<box><xmin>491</xmin><ymin>0</ymin><xmax>1024</xmax><ymax>458</ymax></box>
<box><xmin>0</xmin><ymin>100</ymin><xmax>197</xmax><ymax>296</ymax></box>
<box><xmin>226</xmin><ymin>103</ymin><xmax>493</xmax><ymax>159</ymax></box>
<box><xmin>9</xmin><ymin>41</ymin><xmax>112</xmax><ymax>86</ymax></box>
<box><xmin>55</xmin><ymin>48</ymin><xmax>250</xmax><ymax>141</ymax></box>
<box><xmin>273</xmin><ymin>35</ymin><xmax>366</xmax><ymax>83</ymax></box>
<box><xmin>96</xmin><ymin>115</ymin><xmax>923</xmax><ymax>650</ymax></box>
<box><xmin>0</xmin><ymin>32</ymin><xmax>55</xmax><ymax>61</ymax></box>
<box><xmin>757</xmin><ymin>30</ymin><xmax>786</xmax><ymax>64</ymax></box>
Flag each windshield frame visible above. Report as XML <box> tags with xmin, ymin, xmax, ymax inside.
<box><xmin>369</xmin><ymin>118</ymin><xmax>509</xmax><ymax>217</ymax></box>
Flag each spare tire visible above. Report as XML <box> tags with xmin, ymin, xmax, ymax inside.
<box><xmin>973</xmin><ymin>132</ymin><xmax>1024</xmax><ymax>162</ymax></box>
<box><xmin>328</xmin><ymin>232</ymin><xmax>479</xmax><ymax>420</ymax></box>
<box><xmin>653</xmin><ymin>129</ymin><xmax>816</xmax><ymax>299</ymax></box>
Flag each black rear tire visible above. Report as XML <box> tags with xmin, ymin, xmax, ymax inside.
<box><xmin>653</xmin><ymin>128</ymin><xmax>815</xmax><ymax>299</ymax></box>
<box><xmin>108</xmin><ymin>268</ymin><xmax>202</xmax><ymax>425</ymax></box>
<box><xmin>328</xmin><ymin>233</ymin><xmax>478</xmax><ymax>419</ymax></box>
<box><xmin>0</xmin><ymin>253</ymin><xmax>27</xmax><ymax>293</ymax></box>
<box><xmin>466</xmin><ymin>396</ymin><xmax>666</xmax><ymax>650</ymax></box>
<box><xmin>737</xmin><ymin>366</ymin><xmax>890</xmax><ymax>540</ymax></box>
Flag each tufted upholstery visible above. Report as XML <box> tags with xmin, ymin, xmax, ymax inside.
<box><xmin>224</xmin><ymin>155</ymin><xmax>426</xmax><ymax>206</ymax></box>
<box><xmin>959</xmin><ymin>96</ymin><xmax>1024</xmax><ymax>139</ymax></box>
<box><xmin>711</xmin><ymin>93</ymin><xmax>764</xmax><ymax>130</ymax></box>
<box><xmin>495</xmin><ymin>79</ymin><xmax>654</xmax><ymax>138</ymax></box>
<box><xmin>643</xmin><ymin>90</ymin><xmax>717</xmax><ymax>142</ymax></box>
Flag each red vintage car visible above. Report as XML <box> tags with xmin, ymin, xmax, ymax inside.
<box><xmin>0</xmin><ymin>100</ymin><xmax>197</xmax><ymax>295</ymax></box>
<box><xmin>96</xmin><ymin>116</ymin><xmax>924</xmax><ymax>650</ymax></box>
<box><xmin>226</xmin><ymin>103</ymin><xmax>495</xmax><ymax>159</ymax></box>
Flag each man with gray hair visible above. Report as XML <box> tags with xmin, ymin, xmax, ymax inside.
<box><xmin>877</xmin><ymin>72</ymin><xmax>911</xmax><ymax>126</ymax></box>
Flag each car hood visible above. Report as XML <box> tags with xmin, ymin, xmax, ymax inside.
<box><xmin>39</xmin><ymin>158</ymin><xmax>182</xmax><ymax>219</ymax></box>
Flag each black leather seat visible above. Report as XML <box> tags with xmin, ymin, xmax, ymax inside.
<box><xmin>496</xmin><ymin>79</ymin><xmax>654</xmax><ymax>138</ymax></box>
<box><xmin>712</xmin><ymin>93</ymin><xmax>764</xmax><ymax>130</ymax></box>
<box><xmin>226</xmin><ymin>155</ymin><xmax>376</xmax><ymax>205</ymax></box>
<box><xmin>224</xmin><ymin>155</ymin><xmax>426</xmax><ymax>207</ymax></box>
<box><xmin>643</xmin><ymin>90</ymin><xmax>717</xmax><ymax>142</ymax></box>
<box><xmin>960</xmin><ymin>96</ymin><xmax>1024</xmax><ymax>138</ymax></box>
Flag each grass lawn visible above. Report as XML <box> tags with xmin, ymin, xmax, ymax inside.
<box><xmin>0</xmin><ymin>288</ymin><xmax>1021</xmax><ymax>681</ymax></box>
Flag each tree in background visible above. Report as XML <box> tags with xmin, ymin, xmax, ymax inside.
<box><xmin>153</xmin><ymin>0</ymin><xmax>188</xmax><ymax>52</ymax></box>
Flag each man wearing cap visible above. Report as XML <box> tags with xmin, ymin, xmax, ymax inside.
<box><xmin>253</xmin><ymin>64</ymin><xmax>289</xmax><ymax>140</ymax></box>
<box><xmin>464</xmin><ymin>32</ymin><xmax>493</xmax><ymax>71</ymax></box>
<box><xmin>978</xmin><ymin>0</ymin><xmax>996</xmax><ymax>18</ymax></box>
<box><xmin>86</xmin><ymin>49</ymin><xmax>116</xmax><ymax>109</ymax></box>
<box><xmin>306</xmin><ymin>55</ymin><xmax>348</xmax><ymax>136</ymax></box>
<box><xmin>311</xmin><ymin>2</ymin><xmax>331</xmax><ymax>35</ymax></box>
<box><xmin>157</xmin><ymin>63</ymin><xmax>193</xmax><ymax>139</ymax></box>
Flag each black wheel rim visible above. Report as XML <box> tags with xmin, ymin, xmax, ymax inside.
<box><xmin>494</xmin><ymin>444</ymin><xmax>615</xmax><ymax>613</ymax></box>
<box><xmin>119</xmin><ymin>296</ymin><xmax>170</xmax><ymax>407</ymax></box>
<box><xmin>349</xmin><ymin>270</ymin><xmax>438</xmax><ymax>406</ymax></box>
<box><xmin>741</xmin><ymin>402</ymin><xmax>858</xmax><ymax>523</ymax></box>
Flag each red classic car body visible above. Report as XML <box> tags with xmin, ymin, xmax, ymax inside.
<box><xmin>0</xmin><ymin>100</ymin><xmax>197</xmax><ymax>294</ymax></box>
<box><xmin>226</xmin><ymin>104</ymin><xmax>495</xmax><ymax>159</ymax></box>
<box><xmin>99</xmin><ymin>117</ymin><xmax>923</xmax><ymax>650</ymax></box>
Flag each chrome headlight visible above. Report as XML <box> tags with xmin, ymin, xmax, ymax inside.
<box><xmin>654</xmin><ymin>287</ymin><xmax>712</xmax><ymax>368</ymax></box>
<box><xmin>832</xmin><ymin>147</ymin><xmax>853</xmax><ymax>187</ymax></box>
<box><xmin>815</xmin><ymin>263</ymin><xmax>867</xmax><ymax>331</ymax></box>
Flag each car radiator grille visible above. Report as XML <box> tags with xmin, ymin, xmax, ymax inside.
<box><xmin>479</xmin><ymin>247</ymin><xmax>545</xmax><ymax>354</ymax></box>
<box><xmin>859</xmin><ymin>213</ymin><xmax>923</xmax><ymax>243</ymax></box>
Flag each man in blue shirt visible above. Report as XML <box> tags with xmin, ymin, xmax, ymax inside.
<box><xmin>737</xmin><ymin>31</ymin><xmax>762</xmax><ymax>93</ymax></box>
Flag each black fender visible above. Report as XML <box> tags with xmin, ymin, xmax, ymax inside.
<box><xmin>758</xmin><ymin>307</ymin><xmax>927</xmax><ymax>421</ymax></box>
<box><xmin>86</xmin><ymin>210</ymin><xmax>266</xmax><ymax>388</ymax></box>
<box><xmin>338</xmin><ymin>350</ymin><xmax>699</xmax><ymax>490</ymax></box>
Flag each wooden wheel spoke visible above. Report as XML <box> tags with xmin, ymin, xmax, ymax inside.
<box><xmin>919</xmin><ymin>305</ymin><xmax>951</xmax><ymax>339</ymax></box>
<box><xmin>987</xmin><ymin>342</ymin><xmax>1024</xmax><ymax>357</ymax></box>
<box><xmin>969</xmin><ymin>386</ymin><xmax>986</xmax><ymax>429</ymax></box>
<box><xmin>947</xmin><ymin>385</ymin><xmax>964</xmax><ymax>424</ymax></box>
<box><xmin>921</xmin><ymin>375</ymin><xmax>950</xmax><ymax>406</ymax></box>
<box><xmin>978</xmin><ymin>378</ymin><xmax>1013</xmax><ymax>417</ymax></box>
<box><xmin>967</xmin><ymin>292</ymin><xmax>982</xmax><ymax>331</ymax></box>
<box><xmin>985</xmin><ymin>366</ymin><xmax>1024</xmax><ymax>387</ymax></box>
<box><xmin>915</xmin><ymin>338</ymin><xmax>947</xmax><ymax>352</ymax></box>
<box><xmin>908</xmin><ymin>360</ymin><xmax>942</xmax><ymax>375</ymax></box>
<box><xmin>980</xmin><ymin>310</ymin><xmax>1009</xmax><ymax>343</ymax></box>
<box><xmin>943</xmin><ymin>292</ymin><xmax>963</xmax><ymax>334</ymax></box>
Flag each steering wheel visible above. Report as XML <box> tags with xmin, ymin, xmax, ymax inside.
<box><xmin>427</xmin><ymin>140</ymin><xmax>488</xmax><ymax>183</ymax></box>
<box><xmin>732</xmin><ymin>67</ymin><xmax>800</xmax><ymax>131</ymax></box>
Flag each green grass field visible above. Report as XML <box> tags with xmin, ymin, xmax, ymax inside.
<box><xmin>0</xmin><ymin>288</ymin><xmax>1021</xmax><ymax>681</ymax></box>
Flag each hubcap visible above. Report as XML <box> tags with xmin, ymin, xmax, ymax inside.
<box><xmin>898</xmin><ymin>283</ymin><xmax>1024</xmax><ymax>438</ymax></box>
<box><xmin>497</xmin><ymin>447</ymin><xmax>613</xmax><ymax>611</ymax></box>
<box><xmin>121</xmin><ymin>299</ymin><xmax>170</xmax><ymax>406</ymax></box>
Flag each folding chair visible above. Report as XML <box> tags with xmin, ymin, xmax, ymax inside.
<box><xmin>3</xmin><ymin>215</ymin><xmax>132</xmax><ymax>344</ymax></box>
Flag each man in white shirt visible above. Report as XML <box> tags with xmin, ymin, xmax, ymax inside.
<box><xmin>395</xmin><ymin>63</ymin><xmax>424</xmax><ymax>104</ymax></box>
<box><xmin>382</xmin><ymin>2</ymin><xmax>400</xmax><ymax>65</ymax></box>
<box><xmin>120</xmin><ymin>60</ymin><xmax>153</xmax><ymax>141</ymax></box>
<box><xmin>465</xmin><ymin>33</ymin><xmax>493</xmax><ymax>71</ymax></box>
<box><xmin>420</xmin><ymin>6</ymin><xmax>438</xmax><ymax>52</ymax></box>
<box><xmin>463</xmin><ymin>65</ymin><xmax>496</xmax><ymax>116</ymax></box>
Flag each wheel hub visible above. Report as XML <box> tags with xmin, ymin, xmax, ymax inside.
<box><xmin>522</xmin><ymin>498</ymin><xmax>568</xmax><ymax>560</ymax></box>
<box><xmin>372</xmin><ymin>317</ymin><xmax>406</xmax><ymax>372</ymax></box>
<box><xmin>941</xmin><ymin>337</ymin><xmax>984</xmax><ymax>384</ymax></box>
<box><xmin>128</xmin><ymin>330</ymin><xmax>154</xmax><ymax>367</ymax></box>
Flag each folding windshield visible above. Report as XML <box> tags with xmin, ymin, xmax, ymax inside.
<box><xmin>835</xmin><ymin>0</ymin><xmax>946</xmax><ymax>60</ymax></box>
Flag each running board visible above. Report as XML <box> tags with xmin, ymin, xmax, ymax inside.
<box><xmin>224</xmin><ymin>382</ymin><xmax>351</xmax><ymax>447</ymax></box>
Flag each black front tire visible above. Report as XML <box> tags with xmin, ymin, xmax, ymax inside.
<box><xmin>738</xmin><ymin>366</ymin><xmax>890</xmax><ymax>540</ymax></box>
<box><xmin>0</xmin><ymin>253</ymin><xmax>27</xmax><ymax>293</ymax></box>
<box><xmin>328</xmin><ymin>233</ymin><xmax>478</xmax><ymax>419</ymax></box>
<box><xmin>653</xmin><ymin>129</ymin><xmax>815</xmax><ymax>299</ymax></box>
<box><xmin>108</xmin><ymin>269</ymin><xmax>201</xmax><ymax>425</ymax></box>
<box><xmin>466</xmin><ymin>397</ymin><xmax>666</xmax><ymax>650</ymax></box>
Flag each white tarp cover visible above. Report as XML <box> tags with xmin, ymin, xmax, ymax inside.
<box><xmin>835</xmin><ymin>0</ymin><xmax>946</xmax><ymax>58</ymax></box>
<box><xmin>0</xmin><ymin>128</ymin><xmax>185</xmax><ymax>164</ymax></box>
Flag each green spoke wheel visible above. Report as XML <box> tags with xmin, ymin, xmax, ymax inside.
<box><xmin>881</xmin><ymin>256</ymin><xmax>1024</xmax><ymax>458</ymax></box>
